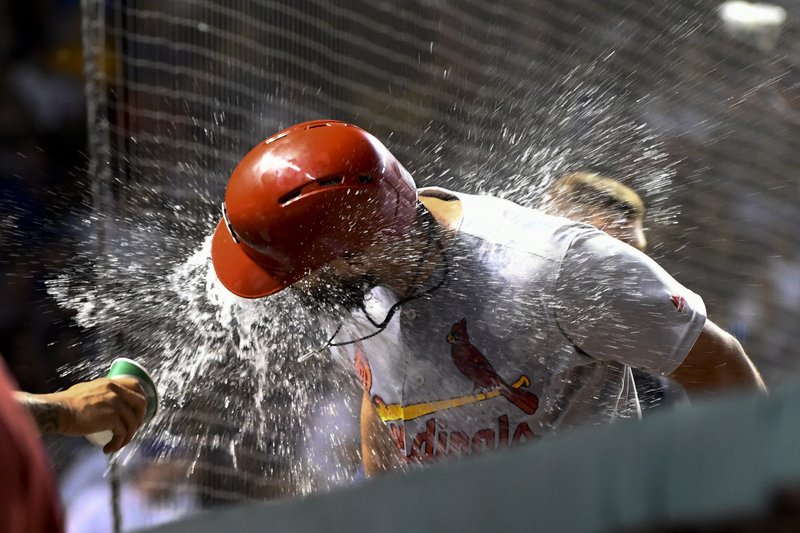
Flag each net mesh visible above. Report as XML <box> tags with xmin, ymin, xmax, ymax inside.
<box><xmin>80</xmin><ymin>0</ymin><xmax>800</xmax><ymax>513</ymax></box>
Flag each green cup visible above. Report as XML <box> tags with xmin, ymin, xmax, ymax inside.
<box><xmin>85</xmin><ymin>358</ymin><xmax>159</xmax><ymax>447</ymax></box>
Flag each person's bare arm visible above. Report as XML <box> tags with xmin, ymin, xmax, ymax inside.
<box><xmin>14</xmin><ymin>377</ymin><xmax>147</xmax><ymax>453</ymax></box>
<box><xmin>360</xmin><ymin>391</ymin><xmax>403</xmax><ymax>477</ymax></box>
<box><xmin>670</xmin><ymin>320</ymin><xmax>766</xmax><ymax>394</ymax></box>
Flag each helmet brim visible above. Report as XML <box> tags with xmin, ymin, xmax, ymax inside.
<box><xmin>211</xmin><ymin>219</ymin><xmax>295</xmax><ymax>299</ymax></box>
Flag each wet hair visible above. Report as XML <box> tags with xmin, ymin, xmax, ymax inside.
<box><xmin>547</xmin><ymin>172</ymin><xmax>645</xmax><ymax>220</ymax></box>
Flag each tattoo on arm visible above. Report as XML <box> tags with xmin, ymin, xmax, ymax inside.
<box><xmin>14</xmin><ymin>393</ymin><xmax>61</xmax><ymax>434</ymax></box>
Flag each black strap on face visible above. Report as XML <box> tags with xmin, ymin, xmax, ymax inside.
<box><xmin>297</xmin><ymin>250</ymin><xmax>449</xmax><ymax>362</ymax></box>
<box><xmin>297</xmin><ymin>207</ymin><xmax>450</xmax><ymax>362</ymax></box>
<box><xmin>221</xmin><ymin>202</ymin><xmax>241</xmax><ymax>244</ymax></box>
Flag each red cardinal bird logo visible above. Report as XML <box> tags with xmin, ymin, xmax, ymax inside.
<box><xmin>671</xmin><ymin>295</ymin><xmax>686</xmax><ymax>313</ymax></box>
<box><xmin>446</xmin><ymin>319</ymin><xmax>539</xmax><ymax>415</ymax></box>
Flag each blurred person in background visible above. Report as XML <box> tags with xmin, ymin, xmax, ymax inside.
<box><xmin>541</xmin><ymin>171</ymin><xmax>687</xmax><ymax>411</ymax></box>
<box><xmin>211</xmin><ymin>120</ymin><xmax>765</xmax><ymax>476</ymax></box>
<box><xmin>541</xmin><ymin>172</ymin><xmax>647</xmax><ymax>252</ymax></box>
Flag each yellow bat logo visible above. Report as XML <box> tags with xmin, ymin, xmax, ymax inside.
<box><xmin>373</xmin><ymin>375</ymin><xmax>531</xmax><ymax>422</ymax></box>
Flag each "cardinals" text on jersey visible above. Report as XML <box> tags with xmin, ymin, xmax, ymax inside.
<box><xmin>388</xmin><ymin>414</ymin><xmax>539</xmax><ymax>461</ymax></box>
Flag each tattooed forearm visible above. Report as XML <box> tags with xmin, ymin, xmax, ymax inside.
<box><xmin>13</xmin><ymin>392</ymin><xmax>62</xmax><ymax>434</ymax></box>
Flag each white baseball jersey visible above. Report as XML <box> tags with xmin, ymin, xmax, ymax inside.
<box><xmin>329</xmin><ymin>188</ymin><xmax>706</xmax><ymax>463</ymax></box>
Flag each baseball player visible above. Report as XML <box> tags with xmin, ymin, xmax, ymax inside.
<box><xmin>211</xmin><ymin>120</ymin><xmax>764</xmax><ymax>475</ymax></box>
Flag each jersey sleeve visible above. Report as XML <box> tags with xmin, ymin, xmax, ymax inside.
<box><xmin>552</xmin><ymin>227</ymin><xmax>707</xmax><ymax>376</ymax></box>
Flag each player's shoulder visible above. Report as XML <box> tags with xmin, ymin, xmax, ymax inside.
<box><xmin>418</xmin><ymin>187</ymin><xmax>463</xmax><ymax>231</ymax></box>
<box><xmin>422</xmin><ymin>187</ymin><xmax>592</xmax><ymax>260</ymax></box>
<box><xmin>557</xmin><ymin>223</ymin><xmax>678</xmax><ymax>292</ymax></box>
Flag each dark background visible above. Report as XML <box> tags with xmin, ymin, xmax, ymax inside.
<box><xmin>0</xmin><ymin>0</ymin><xmax>90</xmax><ymax>399</ymax></box>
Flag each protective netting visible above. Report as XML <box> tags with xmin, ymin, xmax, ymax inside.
<box><xmin>80</xmin><ymin>0</ymin><xmax>800</xmax><ymax>515</ymax></box>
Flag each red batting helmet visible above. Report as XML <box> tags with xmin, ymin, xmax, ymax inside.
<box><xmin>211</xmin><ymin>120</ymin><xmax>418</xmax><ymax>299</ymax></box>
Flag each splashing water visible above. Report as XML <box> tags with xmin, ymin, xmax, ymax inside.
<box><xmin>44</xmin><ymin>59</ymin><xmax>677</xmax><ymax>502</ymax></box>
<box><xmin>409</xmin><ymin>63</ymin><xmax>678</xmax><ymax>234</ymax></box>
<box><xmin>48</xmin><ymin>227</ymin><xmax>360</xmax><ymax>500</ymax></box>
